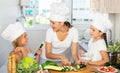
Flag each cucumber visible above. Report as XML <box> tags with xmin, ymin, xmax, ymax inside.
<box><xmin>69</xmin><ymin>66</ymin><xmax>74</xmax><ymax>71</ymax></box>
<box><xmin>76</xmin><ymin>64</ymin><xmax>80</xmax><ymax>69</ymax></box>
<box><xmin>41</xmin><ymin>60</ymin><xmax>58</xmax><ymax>69</ymax></box>
<box><xmin>43</xmin><ymin>63</ymin><xmax>86</xmax><ymax>72</ymax></box>
<box><xmin>61</xmin><ymin>67</ymin><xmax>66</xmax><ymax>72</ymax></box>
<box><xmin>44</xmin><ymin>65</ymin><xmax>62</xmax><ymax>71</ymax></box>
<box><xmin>61</xmin><ymin>65</ymin><xmax>78</xmax><ymax>72</ymax></box>
<box><xmin>73</xmin><ymin>67</ymin><xmax>78</xmax><ymax>72</ymax></box>
<box><xmin>45</xmin><ymin>60</ymin><xmax>58</xmax><ymax>66</ymax></box>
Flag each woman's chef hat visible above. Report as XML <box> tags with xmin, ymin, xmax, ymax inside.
<box><xmin>1</xmin><ymin>22</ymin><xmax>26</xmax><ymax>42</ymax></box>
<box><xmin>49</xmin><ymin>2</ymin><xmax>70</xmax><ymax>22</ymax></box>
<box><xmin>91</xmin><ymin>13</ymin><xmax>112</xmax><ymax>33</ymax></box>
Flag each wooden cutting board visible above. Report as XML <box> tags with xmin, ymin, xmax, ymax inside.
<box><xmin>49</xmin><ymin>65</ymin><xmax>96</xmax><ymax>73</ymax></box>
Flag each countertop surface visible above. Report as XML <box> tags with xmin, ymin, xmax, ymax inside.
<box><xmin>49</xmin><ymin>65</ymin><xmax>96</xmax><ymax>73</ymax></box>
<box><xmin>49</xmin><ymin>65</ymin><xmax>120</xmax><ymax>73</ymax></box>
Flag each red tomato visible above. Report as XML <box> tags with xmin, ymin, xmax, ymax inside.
<box><xmin>108</xmin><ymin>67</ymin><xmax>115</xmax><ymax>72</ymax></box>
<box><xmin>100</xmin><ymin>67</ymin><xmax>108</xmax><ymax>71</ymax></box>
<box><xmin>100</xmin><ymin>66</ymin><xmax>115</xmax><ymax>72</ymax></box>
<box><xmin>100</xmin><ymin>67</ymin><xmax>105</xmax><ymax>70</ymax></box>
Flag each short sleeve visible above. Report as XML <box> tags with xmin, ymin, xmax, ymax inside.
<box><xmin>45</xmin><ymin>28</ymin><xmax>53</xmax><ymax>42</ymax></box>
<box><xmin>97</xmin><ymin>40</ymin><xmax>107</xmax><ymax>51</ymax></box>
<box><xmin>71</xmin><ymin>27</ymin><xmax>78</xmax><ymax>42</ymax></box>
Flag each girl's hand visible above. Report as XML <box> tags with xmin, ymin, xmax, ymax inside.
<box><xmin>13</xmin><ymin>47</ymin><xmax>24</xmax><ymax>53</ymax></box>
<box><xmin>14</xmin><ymin>47</ymin><xmax>27</xmax><ymax>57</ymax></box>
<box><xmin>36</xmin><ymin>48</ymin><xmax>42</xmax><ymax>56</ymax></box>
<box><xmin>60</xmin><ymin>56</ymin><xmax>71</xmax><ymax>66</ymax></box>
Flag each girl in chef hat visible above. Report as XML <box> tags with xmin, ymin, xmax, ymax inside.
<box><xmin>1</xmin><ymin>22</ymin><xmax>42</xmax><ymax>63</ymax></box>
<box><xmin>40</xmin><ymin>2</ymin><xmax>79</xmax><ymax>65</ymax></box>
<box><xmin>80</xmin><ymin>13</ymin><xmax>112</xmax><ymax>66</ymax></box>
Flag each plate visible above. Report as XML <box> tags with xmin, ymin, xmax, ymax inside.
<box><xmin>97</xmin><ymin>67</ymin><xmax>118</xmax><ymax>73</ymax></box>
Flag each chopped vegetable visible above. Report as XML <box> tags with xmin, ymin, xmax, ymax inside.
<box><xmin>44</xmin><ymin>65</ymin><xmax>62</xmax><ymax>71</ymax></box>
<box><xmin>42</xmin><ymin>61</ymin><xmax>86</xmax><ymax>72</ymax></box>
<box><xmin>41</xmin><ymin>60</ymin><xmax>58</xmax><ymax>69</ymax></box>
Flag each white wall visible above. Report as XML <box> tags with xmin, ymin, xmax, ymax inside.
<box><xmin>0</xmin><ymin>0</ymin><xmax>21</xmax><ymax>67</ymax></box>
<box><xmin>114</xmin><ymin>14</ymin><xmax>120</xmax><ymax>41</ymax></box>
<box><xmin>26</xmin><ymin>29</ymin><xmax>47</xmax><ymax>52</ymax></box>
<box><xmin>109</xmin><ymin>13</ymin><xmax>120</xmax><ymax>41</ymax></box>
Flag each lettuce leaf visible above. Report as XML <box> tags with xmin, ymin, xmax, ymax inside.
<box><xmin>17</xmin><ymin>56</ymin><xmax>39</xmax><ymax>73</ymax></box>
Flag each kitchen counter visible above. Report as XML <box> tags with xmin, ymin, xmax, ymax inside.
<box><xmin>49</xmin><ymin>65</ymin><xmax>96</xmax><ymax>73</ymax></box>
<box><xmin>49</xmin><ymin>65</ymin><xmax>120</xmax><ymax>73</ymax></box>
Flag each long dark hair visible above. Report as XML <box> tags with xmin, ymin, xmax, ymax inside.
<box><xmin>64</xmin><ymin>21</ymin><xmax>73</xmax><ymax>28</ymax></box>
<box><xmin>102</xmin><ymin>33</ymin><xmax>108</xmax><ymax>46</ymax></box>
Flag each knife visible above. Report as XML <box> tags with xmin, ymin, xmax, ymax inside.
<box><xmin>34</xmin><ymin>42</ymin><xmax>44</xmax><ymax>56</ymax></box>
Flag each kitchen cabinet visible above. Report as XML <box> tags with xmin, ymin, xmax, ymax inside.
<box><xmin>90</xmin><ymin>0</ymin><xmax>120</xmax><ymax>13</ymax></box>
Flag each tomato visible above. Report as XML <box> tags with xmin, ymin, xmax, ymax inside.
<box><xmin>108</xmin><ymin>66</ymin><xmax>115</xmax><ymax>72</ymax></box>
<box><xmin>100</xmin><ymin>67</ymin><xmax>105</xmax><ymax>70</ymax></box>
<box><xmin>100</xmin><ymin>66</ymin><xmax>115</xmax><ymax>72</ymax></box>
<box><xmin>100</xmin><ymin>67</ymin><xmax>108</xmax><ymax>71</ymax></box>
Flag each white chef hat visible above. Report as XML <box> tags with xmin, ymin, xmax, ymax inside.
<box><xmin>91</xmin><ymin>13</ymin><xmax>112</xmax><ymax>33</ymax></box>
<box><xmin>1</xmin><ymin>22</ymin><xmax>26</xmax><ymax>42</ymax></box>
<box><xmin>49</xmin><ymin>2</ymin><xmax>70</xmax><ymax>22</ymax></box>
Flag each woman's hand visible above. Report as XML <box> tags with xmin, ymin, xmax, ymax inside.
<box><xmin>78</xmin><ymin>59</ymin><xmax>89</xmax><ymax>65</ymax></box>
<box><xmin>60</xmin><ymin>56</ymin><xmax>71</xmax><ymax>66</ymax></box>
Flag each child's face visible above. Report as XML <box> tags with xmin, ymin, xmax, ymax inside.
<box><xmin>90</xmin><ymin>25</ymin><xmax>103</xmax><ymax>39</ymax></box>
<box><xmin>19</xmin><ymin>32</ymin><xmax>28</xmax><ymax>46</ymax></box>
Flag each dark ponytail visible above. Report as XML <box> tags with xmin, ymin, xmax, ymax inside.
<box><xmin>64</xmin><ymin>21</ymin><xmax>73</xmax><ymax>28</ymax></box>
<box><xmin>102</xmin><ymin>33</ymin><xmax>108</xmax><ymax>46</ymax></box>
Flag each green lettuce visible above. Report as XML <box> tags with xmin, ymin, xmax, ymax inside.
<box><xmin>17</xmin><ymin>56</ymin><xmax>39</xmax><ymax>73</ymax></box>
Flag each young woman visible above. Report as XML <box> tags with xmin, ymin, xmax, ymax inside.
<box><xmin>80</xmin><ymin>13</ymin><xmax>112</xmax><ymax>66</ymax></box>
<box><xmin>1</xmin><ymin>22</ymin><xmax>42</xmax><ymax>63</ymax></box>
<box><xmin>40</xmin><ymin>2</ymin><xmax>79</xmax><ymax>65</ymax></box>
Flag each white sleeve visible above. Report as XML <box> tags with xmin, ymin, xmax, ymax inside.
<box><xmin>45</xmin><ymin>28</ymin><xmax>53</xmax><ymax>42</ymax></box>
<box><xmin>71</xmin><ymin>27</ymin><xmax>78</xmax><ymax>42</ymax></box>
<box><xmin>98</xmin><ymin>40</ymin><xmax>107</xmax><ymax>51</ymax></box>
